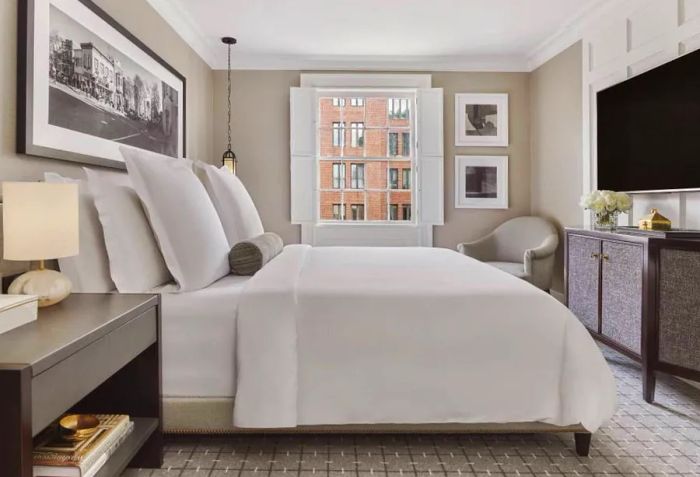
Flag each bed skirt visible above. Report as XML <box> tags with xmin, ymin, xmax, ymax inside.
<box><xmin>163</xmin><ymin>397</ymin><xmax>586</xmax><ymax>435</ymax></box>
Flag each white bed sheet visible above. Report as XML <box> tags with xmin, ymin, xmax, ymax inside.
<box><xmin>159</xmin><ymin>274</ymin><xmax>249</xmax><ymax>398</ymax></box>
<box><xmin>234</xmin><ymin>245</ymin><xmax>617</xmax><ymax>432</ymax></box>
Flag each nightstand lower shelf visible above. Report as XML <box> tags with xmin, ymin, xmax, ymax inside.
<box><xmin>94</xmin><ymin>418</ymin><xmax>159</xmax><ymax>477</ymax></box>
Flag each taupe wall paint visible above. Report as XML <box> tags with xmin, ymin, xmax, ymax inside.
<box><xmin>530</xmin><ymin>42</ymin><xmax>583</xmax><ymax>294</ymax></box>
<box><xmin>213</xmin><ymin>70</ymin><xmax>531</xmax><ymax>249</ymax></box>
<box><xmin>0</xmin><ymin>0</ymin><xmax>215</xmax><ymax>274</ymax></box>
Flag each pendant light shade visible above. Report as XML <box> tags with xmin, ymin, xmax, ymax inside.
<box><xmin>222</xmin><ymin>36</ymin><xmax>238</xmax><ymax>174</ymax></box>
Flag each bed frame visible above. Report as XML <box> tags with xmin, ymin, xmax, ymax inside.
<box><xmin>163</xmin><ymin>398</ymin><xmax>592</xmax><ymax>456</ymax></box>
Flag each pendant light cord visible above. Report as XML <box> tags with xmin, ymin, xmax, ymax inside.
<box><xmin>227</xmin><ymin>43</ymin><xmax>232</xmax><ymax>151</ymax></box>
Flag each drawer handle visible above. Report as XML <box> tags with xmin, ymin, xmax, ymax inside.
<box><xmin>591</xmin><ymin>252</ymin><xmax>600</xmax><ymax>259</ymax></box>
<box><xmin>602</xmin><ymin>253</ymin><xmax>609</xmax><ymax>261</ymax></box>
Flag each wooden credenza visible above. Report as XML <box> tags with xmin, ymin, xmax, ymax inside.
<box><xmin>565</xmin><ymin>227</ymin><xmax>700</xmax><ymax>402</ymax></box>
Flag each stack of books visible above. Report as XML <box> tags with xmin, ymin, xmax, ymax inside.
<box><xmin>33</xmin><ymin>414</ymin><xmax>134</xmax><ymax>477</ymax></box>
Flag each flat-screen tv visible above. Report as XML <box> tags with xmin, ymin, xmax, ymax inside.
<box><xmin>597</xmin><ymin>49</ymin><xmax>700</xmax><ymax>192</ymax></box>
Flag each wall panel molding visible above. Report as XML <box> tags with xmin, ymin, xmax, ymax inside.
<box><xmin>582</xmin><ymin>0</ymin><xmax>700</xmax><ymax>228</ymax></box>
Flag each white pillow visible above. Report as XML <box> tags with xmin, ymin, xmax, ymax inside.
<box><xmin>44</xmin><ymin>172</ymin><xmax>115</xmax><ymax>292</ymax></box>
<box><xmin>84</xmin><ymin>168</ymin><xmax>172</xmax><ymax>292</ymax></box>
<box><xmin>194</xmin><ymin>162</ymin><xmax>264</xmax><ymax>246</ymax></box>
<box><xmin>119</xmin><ymin>146</ymin><xmax>230</xmax><ymax>291</ymax></box>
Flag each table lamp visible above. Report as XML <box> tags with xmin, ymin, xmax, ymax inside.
<box><xmin>2</xmin><ymin>182</ymin><xmax>79</xmax><ymax>307</ymax></box>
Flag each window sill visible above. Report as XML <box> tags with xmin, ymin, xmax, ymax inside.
<box><xmin>301</xmin><ymin>222</ymin><xmax>433</xmax><ymax>247</ymax></box>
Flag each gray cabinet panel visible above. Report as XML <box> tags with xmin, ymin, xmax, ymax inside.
<box><xmin>601</xmin><ymin>241</ymin><xmax>643</xmax><ymax>354</ymax></box>
<box><xmin>658</xmin><ymin>248</ymin><xmax>700</xmax><ymax>371</ymax></box>
<box><xmin>567</xmin><ymin>235</ymin><xmax>601</xmax><ymax>331</ymax></box>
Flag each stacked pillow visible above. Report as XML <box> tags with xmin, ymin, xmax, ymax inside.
<box><xmin>48</xmin><ymin>147</ymin><xmax>270</xmax><ymax>292</ymax></box>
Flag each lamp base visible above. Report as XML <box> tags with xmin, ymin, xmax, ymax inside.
<box><xmin>8</xmin><ymin>269</ymin><xmax>72</xmax><ymax>307</ymax></box>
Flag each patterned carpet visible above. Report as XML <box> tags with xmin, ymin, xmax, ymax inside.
<box><xmin>122</xmin><ymin>345</ymin><xmax>700</xmax><ymax>476</ymax></box>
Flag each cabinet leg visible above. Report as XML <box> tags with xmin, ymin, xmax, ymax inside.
<box><xmin>0</xmin><ymin>366</ymin><xmax>33</xmax><ymax>477</ymax></box>
<box><xmin>574</xmin><ymin>432</ymin><xmax>591</xmax><ymax>457</ymax></box>
<box><xmin>643</xmin><ymin>368</ymin><xmax>656</xmax><ymax>403</ymax></box>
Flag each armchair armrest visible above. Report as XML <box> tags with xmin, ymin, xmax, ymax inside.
<box><xmin>457</xmin><ymin>235</ymin><xmax>495</xmax><ymax>261</ymax></box>
<box><xmin>524</xmin><ymin>234</ymin><xmax>558</xmax><ymax>261</ymax></box>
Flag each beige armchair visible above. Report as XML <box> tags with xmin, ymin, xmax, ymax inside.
<box><xmin>457</xmin><ymin>216</ymin><xmax>559</xmax><ymax>291</ymax></box>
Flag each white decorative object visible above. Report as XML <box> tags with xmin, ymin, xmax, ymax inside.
<box><xmin>84</xmin><ymin>168</ymin><xmax>172</xmax><ymax>292</ymax></box>
<box><xmin>0</xmin><ymin>295</ymin><xmax>38</xmax><ymax>334</ymax></box>
<box><xmin>2</xmin><ymin>182</ymin><xmax>79</xmax><ymax>307</ymax></box>
<box><xmin>454</xmin><ymin>155</ymin><xmax>508</xmax><ymax>209</ymax></box>
<box><xmin>455</xmin><ymin>93</ymin><xmax>508</xmax><ymax>147</ymax></box>
<box><xmin>120</xmin><ymin>146</ymin><xmax>230</xmax><ymax>291</ymax></box>
<box><xmin>194</xmin><ymin>162</ymin><xmax>264</xmax><ymax>246</ymax></box>
<box><xmin>580</xmin><ymin>190</ymin><xmax>632</xmax><ymax>230</ymax></box>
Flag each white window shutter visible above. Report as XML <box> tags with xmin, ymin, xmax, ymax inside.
<box><xmin>417</xmin><ymin>88</ymin><xmax>444</xmax><ymax>225</ymax></box>
<box><xmin>290</xmin><ymin>87</ymin><xmax>316</xmax><ymax>224</ymax></box>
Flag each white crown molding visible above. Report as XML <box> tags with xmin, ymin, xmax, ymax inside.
<box><xmin>145</xmin><ymin>0</ymin><xmax>218</xmax><ymax>68</ymax></box>
<box><xmin>526</xmin><ymin>0</ymin><xmax>630</xmax><ymax>71</ymax></box>
<box><xmin>215</xmin><ymin>54</ymin><xmax>530</xmax><ymax>72</ymax></box>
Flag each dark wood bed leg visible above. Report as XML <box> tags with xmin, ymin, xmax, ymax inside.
<box><xmin>574</xmin><ymin>432</ymin><xmax>591</xmax><ymax>456</ymax></box>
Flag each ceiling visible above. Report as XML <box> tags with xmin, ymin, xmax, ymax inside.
<box><xmin>146</xmin><ymin>0</ymin><xmax>606</xmax><ymax>71</ymax></box>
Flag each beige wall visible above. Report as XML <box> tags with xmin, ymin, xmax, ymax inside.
<box><xmin>213</xmin><ymin>70</ymin><xmax>531</xmax><ymax>248</ymax></box>
<box><xmin>530</xmin><ymin>42</ymin><xmax>583</xmax><ymax>293</ymax></box>
<box><xmin>0</xmin><ymin>0</ymin><xmax>215</xmax><ymax>274</ymax></box>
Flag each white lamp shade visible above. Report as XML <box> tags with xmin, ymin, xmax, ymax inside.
<box><xmin>2</xmin><ymin>182</ymin><xmax>79</xmax><ymax>261</ymax></box>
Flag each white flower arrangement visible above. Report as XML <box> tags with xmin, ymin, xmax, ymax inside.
<box><xmin>580</xmin><ymin>190</ymin><xmax>632</xmax><ymax>229</ymax></box>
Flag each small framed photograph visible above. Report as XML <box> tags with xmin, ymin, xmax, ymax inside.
<box><xmin>454</xmin><ymin>93</ymin><xmax>508</xmax><ymax>147</ymax></box>
<box><xmin>455</xmin><ymin>155</ymin><xmax>508</xmax><ymax>209</ymax></box>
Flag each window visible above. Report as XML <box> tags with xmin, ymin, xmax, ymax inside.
<box><xmin>389</xmin><ymin>98</ymin><xmax>409</xmax><ymax>119</ymax></box>
<box><xmin>350</xmin><ymin>163</ymin><xmax>365</xmax><ymax>189</ymax></box>
<box><xmin>389</xmin><ymin>168</ymin><xmax>399</xmax><ymax>189</ymax></box>
<box><xmin>332</xmin><ymin>203</ymin><xmax>346</xmax><ymax>220</ymax></box>
<box><xmin>402</xmin><ymin>204</ymin><xmax>411</xmax><ymax>221</ymax></box>
<box><xmin>332</xmin><ymin>122</ymin><xmax>345</xmax><ymax>147</ymax></box>
<box><xmin>350</xmin><ymin>204</ymin><xmax>365</xmax><ymax>220</ymax></box>
<box><xmin>402</xmin><ymin>132</ymin><xmax>410</xmax><ymax>157</ymax></box>
<box><xmin>389</xmin><ymin>204</ymin><xmax>399</xmax><ymax>220</ymax></box>
<box><xmin>402</xmin><ymin>168</ymin><xmax>411</xmax><ymax>189</ymax></box>
<box><xmin>316</xmin><ymin>91</ymin><xmax>422</xmax><ymax>223</ymax></box>
<box><xmin>389</xmin><ymin>133</ymin><xmax>399</xmax><ymax>156</ymax></box>
<box><xmin>332</xmin><ymin>162</ymin><xmax>345</xmax><ymax>189</ymax></box>
<box><xmin>350</xmin><ymin>122</ymin><xmax>364</xmax><ymax>148</ymax></box>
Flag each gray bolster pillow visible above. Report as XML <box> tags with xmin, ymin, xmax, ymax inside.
<box><xmin>229</xmin><ymin>232</ymin><xmax>284</xmax><ymax>275</ymax></box>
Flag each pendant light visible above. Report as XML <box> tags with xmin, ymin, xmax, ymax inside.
<box><xmin>222</xmin><ymin>36</ymin><xmax>237</xmax><ymax>174</ymax></box>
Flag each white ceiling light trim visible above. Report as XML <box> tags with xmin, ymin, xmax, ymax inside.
<box><xmin>147</xmin><ymin>0</ymin><xmax>614</xmax><ymax>73</ymax></box>
<box><xmin>145</xmin><ymin>0</ymin><xmax>217</xmax><ymax>67</ymax></box>
<box><xmin>526</xmin><ymin>0</ymin><xmax>628</xmax><ymax>71</ymax></box>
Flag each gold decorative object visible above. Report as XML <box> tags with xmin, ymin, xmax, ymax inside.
<box><xmin>639</xmin><ymin>208</ymin><xmax>672</xmax><ymax>231</ymax></box>
<box><xmin>59</xmin><ymin>414</ymin><xmax>100</xmax><ymax>441</ymax></box>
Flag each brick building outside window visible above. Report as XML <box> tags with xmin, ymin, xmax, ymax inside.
<box><xmin>319</xmin><ymin>94</ymin><xmax>413</xmax><ymax>222</ymax></box>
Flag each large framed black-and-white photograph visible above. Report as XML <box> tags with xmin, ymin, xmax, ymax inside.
<box><xmin>454</xmin><ymin>93</ymin><xmax>508</xmax><ymax>147</ymax></box>
<box><xmin>455</xmin><ymin>155</ymin><xmax>508</xmax><ymax>209</ymax></box>
<box><xmin>18</xmin><ymin>0</ymin><xmax>186</xmax><ymax>169</ymax></box>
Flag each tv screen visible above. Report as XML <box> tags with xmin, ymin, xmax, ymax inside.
<box><xmin>597</xmin><ymin>49</ymin><xmax>700</xmax><ymax>192</ymax></box>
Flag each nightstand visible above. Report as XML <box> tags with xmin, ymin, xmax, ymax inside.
<box><xmin>0</xmin><ymin>293</ymin><xmax>162</xmax><ymax>477</ymax></box>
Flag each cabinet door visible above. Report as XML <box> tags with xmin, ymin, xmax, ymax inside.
<box><xmin>601</xmin><ymin>241</ymin><xmax>643</xmax><ymax>354</ymax></box>
<box><xmin>567</xmin><ymin>234</ymin><xmax>601</xmax><ymax>332</ymax></box>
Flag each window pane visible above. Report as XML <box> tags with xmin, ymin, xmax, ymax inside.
<box><xmin>401</xmin><ymin>132</ymin><xmax>411</xmax><ymax>157</ymax></box>
<box><xmin>402</xmin><ymin>167</ymin><xmax>411</xmax><ymax>189</ymax></box>
<box><xmin>389</xmin><ymin>168</ymin><xmax>399</xmax><ymax>189</ymax></box>
<box><xmin>388</xmin><ymin>133</ymin><xmax>398</xmax><ymax>156</ymax></box>
<box><xmin>350</xmin><ymin>162</ymin><xmax>365</xmax><ymax>189</ymax></box>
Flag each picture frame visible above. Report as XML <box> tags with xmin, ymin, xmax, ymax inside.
<box><xmin>454</xmin><ymin>93</ymin><xmax>508</xmax><ymax>147</ymax></box>
<box><xmin>18</xmin><ymin>0</ymin><xmax>186</xmax><ymax>169</ymax></box>
<box><xmin>454</xmin><ymin>155</ymin><xmax>508</xmax><ymax>209</ymax></box>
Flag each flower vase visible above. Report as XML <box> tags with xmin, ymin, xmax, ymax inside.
<box><xmin>594</xmin><ymin>211</ymin><xmax>620</xmax><ymax>231</ymax></box>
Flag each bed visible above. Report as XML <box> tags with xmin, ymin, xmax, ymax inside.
<box><xmin>160</xmin><ymin>245</ymin><xmax>616</xmax><ymax>456</ymax></box>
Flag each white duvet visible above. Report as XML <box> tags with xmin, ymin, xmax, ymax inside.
<box><xmin>234</xmin><ymin>245</ymin><xmax>616</xmax><ymax>432</ymax></box>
